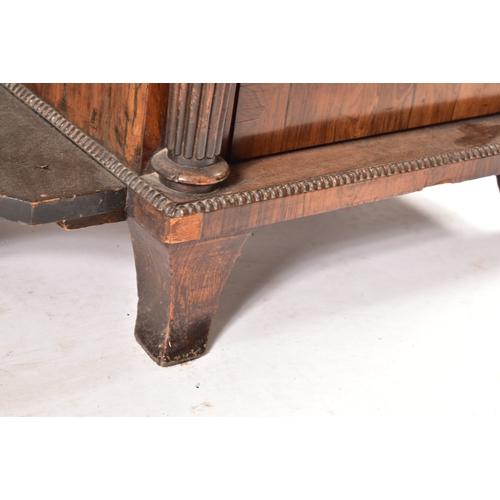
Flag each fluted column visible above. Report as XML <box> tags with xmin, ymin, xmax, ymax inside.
<box><xmin>152</xmin><ymin>83</ymin><xmax>235</xmax><ymax>193</ymax></box>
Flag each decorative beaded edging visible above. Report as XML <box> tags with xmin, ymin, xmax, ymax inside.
<box><xmin>4</xmin><ymin>83</ymin><xmax>500</xmax><ymax>219</ymax></box>
<box><xmin>165</xmin><ymin>140</ymin><xmax>500</xmax><ymax>218</ymax></box>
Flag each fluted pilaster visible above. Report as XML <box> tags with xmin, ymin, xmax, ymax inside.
<box><xmin>152</xmin><ymin>83</ymin><xmax>235</xmax><ymax>193</ymax></box>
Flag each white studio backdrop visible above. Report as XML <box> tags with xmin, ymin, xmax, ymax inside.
<box><xmin>1</xmin><ymin>175</ymin><xmax>500</xmax><ymax>417</ymax></box>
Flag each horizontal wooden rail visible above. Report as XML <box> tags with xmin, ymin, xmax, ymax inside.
<box><xmin>132</xmin><ymin>114</ymin><xmax>500</xmax><ymax>243</ymax></box>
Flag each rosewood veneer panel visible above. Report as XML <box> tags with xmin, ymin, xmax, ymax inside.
<box><xmin>230</xmin><ymin>84</ymin><xmax>500</xmax><ymax>160</ymax></box>
<box><xmin>134</xmin><ymin>114</ymin><xmax>500</xmax><ymax>242</ymax></box>
<box><xmin>24</xmin><ymin>83</ymin><xmax>171</xmax><ymax>174</ymax></box>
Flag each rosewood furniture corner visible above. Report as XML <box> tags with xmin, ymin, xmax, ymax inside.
<box><xmin>2</xmin><ymin>83</ymin><xmax>500</xmax><ymax>367</ymax></box>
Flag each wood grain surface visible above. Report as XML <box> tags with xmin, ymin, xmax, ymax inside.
<box><xmin>230</xmin><ymin>84</ymin><xmax>500</xmax><ymax>160</ymax></box>
<box><xmin>128</xmin><ymin>216</ymin><xmax>249</xmax><ymax>366</ymax></box>
<box><xmin>134</xmin><ymin>113</ymin><xmax>500</xmax><ymax>239</ymax></box>
<box><xmin>0</xmin><ymin>85</ymin><xmax>126</xmax><ymax>225</ymax></box>
<box><xmin>141</xmin><ymin>83</ymin><xmax>170</xmax><ymax>172</ymax></box>
<box><xmin>24</xmin><ymin>83</ymin><xmax>237</xmax><ymax>176</ymax></box>
<box><xmin>151</xmin><ymin>84</ymin><xmax>234</xmax><ymax>192</ymax></box>
<box><xmin>24</xmin><ymin>84</ymin><xmax>159</xmax><ymax>173</ymax></box>
<box><xmin>128</xmin><ymin>112</ymin><xmax>500</xmax><ymax>366</ymax></box>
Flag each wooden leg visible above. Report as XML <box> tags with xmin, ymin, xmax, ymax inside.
<box><xmin>128</xmin><ymin>217</ymin><xmax>250</xmax><ymax>367</ymax></box>
<box><xmin>497</xmin><ymin>175</ymin><xmax>500</xmax><ymax>190</ymax></box>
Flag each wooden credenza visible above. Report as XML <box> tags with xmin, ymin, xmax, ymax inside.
<box><xmin>2</xmin><ymin>83</ymin><xmax>500</xmax><ymax>366</ymax></box>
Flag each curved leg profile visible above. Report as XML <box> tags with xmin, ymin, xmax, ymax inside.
<box><xmin>128</xmin><ymin>217</ymin><xmax>249</xmax><ymax>367</ymax></box>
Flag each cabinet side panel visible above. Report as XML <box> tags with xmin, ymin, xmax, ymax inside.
<box><xmin>25</xmin><ymin>83</ymin><xmax>150</xmax><ymax>173</ymax></box>
<box><xmin>229</xmin><ymin>83</ymin><xmax>291</xmax><ymax>161</ymax></box>
<box><xmin>230</xmin><ymin>83</ymin><xmax>500</xmax><ymax>161</ymax></box>
<box><xmin>283</xmin><ymin>83</ymin><xmax>417</xmax><ymax>152</ymax></box>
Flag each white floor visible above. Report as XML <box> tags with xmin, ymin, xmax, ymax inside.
<box><xmin>1</xmin><ymin>176</ymin><xmax>500</xmax><ymax>416</ymax></box>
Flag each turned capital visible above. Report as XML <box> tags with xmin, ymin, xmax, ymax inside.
<box><xmin>152</xmin><ymin>83</ymin><xmax>235</xmax><ymax>193</ymax></box>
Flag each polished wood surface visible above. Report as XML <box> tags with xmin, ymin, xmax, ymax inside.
<box><xmin>151</xmin><ymin>83</ymin><xmax>234</xmax><ymax>192</ymax></box>
<box><xmin>24</xmin><ymin>83</ymin><xmax>168</xmax><ymax>174</ymax></box>
<box><xmin>129</xmin><ymin>111</ymin><xmax>500</xmax><ymax>365</ymax></box>
<box><xmin>230</xmin><ymin>84</ymin><xmax>500</xmax><ymax>160</ymax></box>
<box><xmin>137</xmin><ymin>114</ymin><xmax>500</xmax><ymax>242</ymax></box>
<box><xmin>24</xmin><ymin>83</ymin><xmax>238</xmax><ymax>176</ymax></box>
<box><xmin>25</xmin><ymin>83</ymin><xmax>500</xmax><ymax>166</ymax></box>
<box><xmin>140</xmin><ymin>83</ymin><xmax>170</xmax><ymax>173</ymax></box>
<box><xmin>8</xmin><ymin>82</ymin><xmax>500</xmax><ymax>367</ymax></box>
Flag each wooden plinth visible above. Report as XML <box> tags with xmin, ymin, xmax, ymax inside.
<box><xmin>135</xmin><ymin>114</ymin><xmax>500</xmax><ymax>243</ymax></box>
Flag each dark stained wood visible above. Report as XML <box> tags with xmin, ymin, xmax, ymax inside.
<box><xmin>230</xmin><ymin>84</ymin><xmax>500</xmax><ymax>160</ymax></box>
<box><xmin>151</xmin><ymin>83</ymin><xmax>235</xmax><ymax>193</ymax></box>
<box><xmin>57</xmin><ymin>210</ymin><xmax>126</xmax><ymax>230</ymax></box>
<box><xmin>25</xmin><ymin>83</ymin><xmax>151</xmax><ymax>173</ymax></box>
<box><xmin>165</xmin><ymin>84</ymin><xmax>233</xmax><ymax>163</ymax></box>
<box><xmin>128</xmin><ymin>215</ymin><xmax>250</xmax><ymax>366</ymax></box>
<box><xmin>0</xmin><ymin>86</ymin><xmax>126</xmax><ymax>225</ymax></box>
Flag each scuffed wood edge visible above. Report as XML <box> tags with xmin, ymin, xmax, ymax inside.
<box><xmin>2</xmin><ymin>83</ymin><xmax>178</xmax><ymax>216</ymax></box>
<box><xmin>5</xmin><ymin>83</ymin><xmax>500</xmax><ymax>220</ymax></box>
